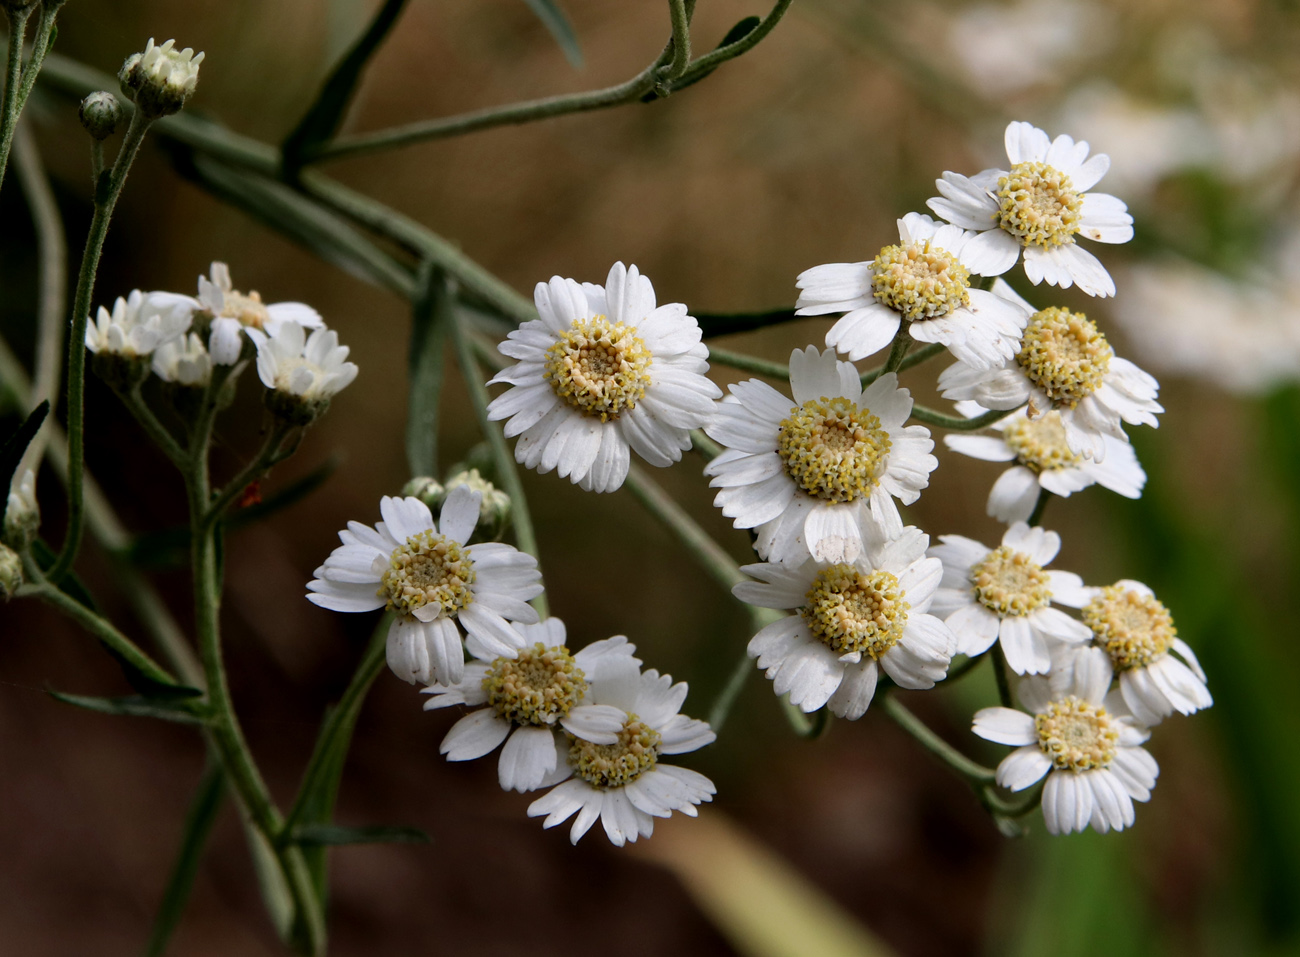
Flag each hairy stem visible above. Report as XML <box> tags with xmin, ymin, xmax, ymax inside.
<box><xmin>880</xmin><ymin>692</ymin><xmax>997</xmax><ymax>784</ymax></box>
<box><xmin>1027</xmin><ymin>487</ymin><xmax>1051</xmax><ymax>527</ymax></box>
<box><xmin>908</xmin><ymin>403</ymin><xmax>1021</xmax><ymax>430</ymax></box>
<box><xmin>706</xmin><ymin>345</ymin><xmax>789</xmax><ymax>381</ymax></box>
<box><xmin>0</xmin><ymin>6</ymin><xmax>31</xmax><ymax>191</ymax></box>
<box><xmin>860</xmin><ymin>342</ymin><xmax>945</xmax><ymax>386</ymax></box>
<box><xmin>991</xmin><ymin>644</ymin><xmax>1013</xmax><ymax>709</ymax></box>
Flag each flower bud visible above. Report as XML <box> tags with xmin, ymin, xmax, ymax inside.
<box><xmin>91</xmin><ymin>350</ymin><xmax>152</xmax><ymax>392</ymax></box>
<box><xmin>3</xmin><ymin>469</ymin><xmax>39</xmax><ymax>550</ymax></box>
<box><xmin>78</xmin><ymin>91</ymin><xmax>123</xmax><ymax>140</ymax></box>
<box><xmin>264</xmin><ymin>388</ymin><xmax>329</xmax><ymax>428</ymax></box>
<box><xmin>446</xmin><ymin>469</ymin><xmax>511</xmax><ymax>540</ymax></box>
<box><xmin>0</xmin><ymin>543</ymin><xmax>22</xmax><ymax>601</ymax></box>
<box><xmin>401</xmin><ymin>476</ymin><xmax>445</xmax><ymax>510</ymax></box>
<box><xmin>119</xmin><ymin>38</ymin><xmax>203</xmax><ymax>118</ymax></box>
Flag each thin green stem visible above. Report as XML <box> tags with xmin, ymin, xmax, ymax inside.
<box><xmin>991</xmin><ymin>644</ymin><xmax>1013</xmax><ymax>709</ymax></box>
<box><xmin>689</xmin><ymin>428</ymin><xmax>722</xmax><ymax>462</ymax></box>
<box><xmin>90</xmin><ymin>138</ymin><xmax>103</xmax><ymax>181</ymax></box>
<box><xmin>13</xmin><ymin>0</ymin><xmax>58</xmax><ymax>105</ymax></box>
<box><xmin>880</xmin><ymin>692</ymin><xmax>997</xmax><ymax>784</ymax></box>
<box><xmin>201</xmin><ymin>422</ymin><xmax>298</xmax><ymax>531</ymax></box>
<box><xmin>119</xmin><ymin>385</ymin><xmax>188</xmax><ymax>467</ymax></box>
<box><xmin>1027</xmin><ymin>487</ymin><xmax>1052</xmax><ymax>527</ymax></box>
<box><xmin>908</xmin><ymin>403</ymin><xmax>1021</xmax><ymax>430</ymax></box>
<box><xmin>706</xmin><ymin>345</ymin><xmax>789</xmax><ymax>381</ymax></box>
<box><xmin>882</xmin><ymin>328</ymin><xmax>913</xmax><ymax>374</ymax></box>
<box><xmin>49</xmin><ymin>108</ymin><xmax>154</xmax><ymax>582</ymax></box>
<box><xmin>781</xmin><ymin>699</ymin><xmax>830</xmax><ymax>739</ymax></box>
<box><xmin>708</xmin><ymin>644</ymin><xmax>755</xmax><ymax>733</ymax></box>
<box><xmin>860</xmin><ymin>342</ymin><xmax>945</xmax><ymax>386</ymax></box>
<box><xmin>981</xmin><ymin>779</ymin><xmax>1043</xmax><ymax>818</ymax></box>
<box><xmin>666</xmin><ymin>0</ymin><xmax>692</xmax><ymax>80</ymax></box>
<box><xmin>670</xmin><ymin>0</ymin><xmax>793</xmax><ymax>86</ymax></box>
<box><xmin>0</xmin><ymin>7</ymin><xmax>30</xmax><ymax>191</ymax></box>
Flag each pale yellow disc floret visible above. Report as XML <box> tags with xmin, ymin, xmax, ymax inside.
<box><xmin>1035</xmin><ymin>695</ymin><xmax>1119</xmax><ymax>771</ymax></box>
<box><xmin>996</xmin><ymin>161</ymin><xmax>1083</xmax><ymax>248</ymax></box>
<box><xmin>544</xmin><ymin>315</ymin><xmax>652</xmax><ymax>421</ymax></box>
<box><xmin>1001</xmin><ymin>411</ymin><xmax>1083</xmax><ymax>472</ymax></box>
<box><xmin>1015</xmin><ymin>307</ymin><xmax>1112</xmax><ymax>407</ymax></box>
<box><xmin>483</xmin><ymin>642</ymin><xmax>587</xmax><ymax>726</ymax></box>
<box><xmin>870</xmin><ymin>241</ymin><xmax>971</xmax><ymax>321</ymax></box>
<box><xmin>569</xmin><ymin>713</ymin><xmax>661</xmax><ymax>789</ymax></box>
<box><xmin>777</xmin><ymin>397</ymin><xmax>891</xmax><ymax>503</ymax></box>
<box><xmin>971</xmin><ymin>545</ymin><xmax>1052</xmax><ymax>617</ymax></box>
<box><xmin>378</xmin><ymin>530</ymin><xmax>475</xmax><ymax>618</ymax></box>
<box><xmin>801</xmin><ymin>564</ymin><xmax>909</xmax><ymax>659</ymax></box>
<box><xmin>1083</xmin><ymin>585</ymin><xmax>1176</xmax><ymax>671</ymax></box>
<box><xmin>220</xmin><ymin>288</ymin><xmax>271</xmax><ymax>329</ymax></box>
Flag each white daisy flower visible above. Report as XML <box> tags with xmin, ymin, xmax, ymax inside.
<box><xmin>937</xmin><ymin>280</ymin><xmax>1161</xmax><ymax>460</ymax></box>
<box><xmin>486</xmin><ymin>262</ymin><xmax>721</xmax><ymax>493</ymax></box>
<box><xmin>1055</xmin><ymin>579</ymin><xmax>1211</xmax><ymax>726</ymax></box>
<box><xmin>151</xmin><ymin>332</ymin><xmax>212</xmax><ymax>387</ymax></box>
<box><xmin>944</xmin><ymin>401</ymin><xmax>1145</xmax><ymax>523</ymax></box>
<box><xmin>306</xmin><ymin>486</ymin><xmax>544</xmax><ymax>686</ymax></box>
<box><xmin>927</xmin><ymin>121</ymin><xmax>1133</xmax><ymax>297</ymax></box>
<box><xmin>973</xmin><ymin>646</ymin><xmax>1159</xmax><ymax>835</ymax></box>
<box><xmin>196</xmin><ymin>262</ymin><xmax>324</xmax><ymax>365</ymax></box>
<box><xmin>527</xmin><ymin>666</ymin><xmax>716</xmax><ymax>846</ymax></box>
<box><xmin>797</xmin><ymin>213</ymin><xmax>1028</xmax><ymax>370</ymax></box>
<box><xmin>930</xmin><ymin>522</ymin><xmax>1092</xmax><ymax>675</ymax></box>
<box><xmin>735</xmin><ymin>524</ymin><xmax>955</xmax><ymax>716</ymax></box>
<box><xmin>119</xmin><ymin>37</ymin><xmax>204</xmax><ymax>117</ymax></box>
<box><xmin>704</xmin><ymin>346</ymin><xmax>936</xmax><ymax>564</ymax></box>
<box><xmin>85</xmin><ymin>290</ymin><xmax>194</xmax><ymax>358</ymax></box>
<box><xmin>250</xmin><ymin>322</ymin><xmax>358</xmax><ymax>403</ymax></box>
<box><xmin>423</xmin><ymin>618</ymin><xmax>643</xmax><ymax>793</ymax></box>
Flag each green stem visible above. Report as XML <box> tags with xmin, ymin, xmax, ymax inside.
<box><xmin>908</xmin><ymin>403</ymin><xmax>1021</xmax><ymax>430</ymax></box>
<box><xmin>708</xmin><ymin>643</ymin><xmax>755</xmax><ymax>733</ymax></box>
<box><xmin>981</xmin><ymin>779</ymin><xmax>1043</xmax><ymax>818</ymax></box>
<box><xmin>882</xmin><ymin>328</ymin><xmax>913</xmax><ymax>374</ymax></box>
<box><xmin>991</xmin><ymin>644</ymin><xmax>1013</xmax><ymax>709</ymax></box>
<box><xmin>0</xmin><ymin>6</ymin><xmax>30</xmax><ymax>192</ymax></box>
<box><xmin>49</xmin><ymin>108</ymin><xmax>154</xmax><ymax>582</ymax></box>
<box><xmin>201</xmin><ymin>422</ymin><xmax>297</xmax><ymax>531</ymax></box>
<box><xmin>706</xmin><ymin>345</ymin><xmax>789</xmax><ymax>381</ymax></box>
<box><xmin>119</xmin><ymin>384</ymin><xmax>188</xmax><ymax>467</ymax></box>
<box><xmin>860</xmin><ymin>342</ymin><xmax>945</xmax><ymax>386</ymax></box>
<box><xmin>666</xmin><ymin>0</ymin><xmax>692</xmax><ymax>80</ymax></box>
<box><xmin>1027</xmin><ymin>487</ymin><xmax>1051</xmax><ymax>527</ymax></box>
<box><xmin>880</xmin><ymin>692</ymin><xmax>997</xmax><ymax>784</ymax></box>
<box><xmin>781</xmin><ymin>699</ymin><xmax>830</xmax><ymax>739</ymax></box>
<box><xmin>668</xmin><ymin>0</ymin><xmax>793</xmax><ymax>86</ymax></box>
<box><xmin>689</xmin><ymin>428</ymin><xmax>722</xmax><ymax>462</ymax></box>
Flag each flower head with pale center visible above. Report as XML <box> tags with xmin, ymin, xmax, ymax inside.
<box><xmin>486</xmin><ymin>262</ymin><xmax>720</xmax><ymax>493</ymax></box>
<box><xmin>151</xmin><ymin>332</ymin><xmax>212</xmax><ymax>387</ymax></box>
<box><xmin>927</xmin><ymin>121</ymin><xmax>1132</xmax><ymax>297</ymax></box>
<box><xmin>195</xmin><ymin>262</ymin><xmax>324</xmax><ymax>365</ymax></box>
<box><xmin>704</xmin><ymin>346</ymin><xmax>936</xmax><ymax>563</ymax></box>
<box><xmin>85</xmin><ymin>290</ymin><xmax>194</xmax><ymax>358</ymax></box>
<box><xmin>307</xmin><ymin>487</ymin><xmax>543</xmax><ymax>687</ymax></box>
<box><xmin>973</xmin><ymin>647</ymin><xmax>1158</xmax><ymax>835</ymax></box>
<box><xmin>797</xmin><ymin>213</ymin><xmax>1029</xmax><ymax>370</ymax></box>
<box><xmin>251</xmin><ymin>322</ymin><xmax>358</xmax><ymax>403</ymax></box>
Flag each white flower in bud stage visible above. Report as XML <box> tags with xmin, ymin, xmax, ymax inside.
<box><xmin>735</xmin><ymin>524</ymin><xmax>955</xmax><ymax>716</ymax></box>
<box><xmin>307</xmin><ymin>487</ymin><xmax>543</xmax><ymax>686</ymax></box>
<box><xmin>486</xmin><ymin>262</ymin><xmax>721</xmax><ymax>493</ymax></box>
<box><xmin>527</xmin><ymin>666</ymin><xmax>716</xmax><ymax>847</ymax></box>
<box><xmin>798</xmin><ymin>213</ymin><xmax>1028</xmax><ymax>370</ymax></box>
<box><xmin>119</xmin><ymin>38</ymin><xmax>203</xmax><ymax>117</ymax></box>
<box><xmin>944</xmin><ymin>401</ymin><xmax>1144</xmax><ymax>523</ymax></box>
<box><xmin>4</xmin><ymin>467</ymin><xmax>39</xmax><ymax>548</ymax></box>
<box><xmin>196</xmin><ymin>262</ymin><xmax>324</xmax><ymax>365</ymax></box>
<box><xmin>251</xmin><ymin>322</ymin><xmax>357</xmax><ymax>402</ymax></box>
<box><xmin>973</xmin><ymin>647</ymin><xmax>1158</xmax><ymax>835</ymax></box>
<box><xmin>938</xmin><ymin>280</ymin><xmax>1161</xmax><ymax>461</ymax></box>
<box><xmin>1054</xmin><ymin>579</ymin><xmax>1211</xmax><ymax>726</ymax></box>
<box><xmin>424</xmin><ymin>619</ymin><xmax>643</xmax><ymax>793</ymax></box>
<box><xmin>85</xmin><ymin>290</ymin><xmax>194</xmax><ymax>358</ymax></box>
<box><xmin>151</xmin><ymin>332</ymin><xmax>212</xmax><ymax>387</ymax></box>
<box><xmin>929</xmin><ymin>522</ymin><xmax>1092</xmax><ymax>675</ymax></box>
<box><xmin>704</xmin><ymin>347</ymin><xmax>936</xmax><ymax>564</ymax></box>
<box><xmin>927</xmin><ymin>121</ymin><xmax>1132</xmax><ymax>297</ymax></box>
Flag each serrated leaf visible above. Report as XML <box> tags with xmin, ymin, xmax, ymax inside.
<box><xmin>291</xmin><ymin>823</ymin><xmax>430</xmax><ymax>846</ymax></box>
<box><xmin>520</xmin><ymin>0</ymin><xmax>583</xmax><ymax>68</ymax></box>
<box><xmin>48</xmin><ymin>689</ymin><xmax>207</xmax><ymax>724</ymax></box>
<box><xmin>1</xmin><ymin>399</ymin><xmax>48</xmax><ymax>506</ymax></box>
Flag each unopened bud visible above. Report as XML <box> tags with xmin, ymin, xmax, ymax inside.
<box><xmin>78</xmin><ymin>92</ymin><xmax>123</xmax><ymax>140</ymax></box>
<box><xmin>3</xmin><ymin>468</ymin><xmax>39</xmax><ymax>550</ymax></box>
<box><xmin>119</xmin><ymin>38</ymin><xmax>203</xmax><ymax>118</ymax></box>
<box><xmin>401</xmin><ymin>476</ymin><xmax>445</xmax><ymax>510</ymax></box>
<box><xmin>264</xmin><ymin>388</ymin><xmax>328</xmax><ymax>428</ymax></box>
<box><xmin>0</xmin><ymin>543</ymin><xmax>22</xmax><ymax>601</ymax></box>
<box><xmin>446</xmin><ymin>469</ymin><xmax>511</xmax><ymax>540</ymax></box>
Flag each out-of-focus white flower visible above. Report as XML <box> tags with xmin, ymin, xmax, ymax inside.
<box><xmin>425</xmin><ymin>618</ymin><xmax>643</xmax><ymax>793</ymax></box>
<box><xmin>487</xmin><ymin>262</ymin><xmax>720</xmax><ymax>493</ymax></box>
<box><xmin>735</xmin><ymin>524</ymin><xmax>954</xmax><ymax>716</ymax></box>
<box><xmin>307</xmin><ymin>487</ymin><xmax>544</xmax><ymax>687</ymax></box>
<box><xmin>798</xmin><ymin>213</ymin><xmax>1027</xmax><ymax>370</ymax></box>
<box><xmin>973</xmin><ymin>647</ymin><xmax>1158</xmax><ymax>835</ymax></box>
<box><xmin>939</xmin><ymin>280</ymin><xmax>1161</xmax><ymax>461</ymax></box>
<box><xmin>944</xmin><ymin>401</ymin><xmax>1145</xmax><ymax>523</ymax></box>
<box><xmin>252</xmin><ymin>322</ymin><xmax>357</xmax><ymax>403</ymax></box>
<box><xmin>929</xmin><ymin>522</ymin><xmax>1092</xmax><ymax>675</ymax></box>
<box><xmin>85</xmin><ymin>290</ymin><xmax>193</xmax><ymax>358</ymax></box>
<box><xmin>527</xmin><ymin>666</ymin><xmax>716</xmax><ymax>846</ymax></box>
<box><xmin>197</xmin><ymin>262</ymin><xmax>323</xmax><ymax>365</ymax></box>
<box><xmin>119</xmin><ymin>37</ymin><xmax>204</xmax><ymax>117</ymax></box>
<box><xmin>704</xmin><ymin>347</ymin><xmax>937</xmax><ymax>564</ymax></box>
<box><xmin>928</xmin><ymin>121</ymin><xmax>1132</xmax><ymax>297</ymax></box>
<box><xmin>151</xmin><ymin>332</ymin><xmax>212</xmax><ymax>387</ymax></box>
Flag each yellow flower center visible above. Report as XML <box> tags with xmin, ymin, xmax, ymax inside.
<box><xmin>1001</xmin><ymin>411</ymin><xmax>1083</xmax><ymax>472</ymax></box>
<box><xmin>568</xmin><ymin>714</ymin><xmax>661</xmax><ymax>789</ymax></box>
<box><xmin>378</xmin><ymin>530</ymin><xmax>475</xmax><ymax>618</ymax></box>
<box><xmin>1083</xmin><ymin>585</ymin><xmax>1176</xmax><ymax>671</ymax></box>
<box><xmin>996</xmin><ymin>161</ymin><xmax>1083</xmax><ymax>247</ymax></box>
<box><xmin>777</xmin><ymin>397</ymin><xmax>891</xmax><ymax>503</ymax></box>
<box><xmin>483</xmin><ymin>643</ymin><xmax>587</xmax><ymax>726</ymax></box>
<box><xmin>220</xmin><ymin>288</ymin><xmax>271</xmax><ymax>329</ymax></box>
<box><xmin>1015</xmin><ymin>307</ymin><xmax>1112</xmax><ymax>407</ymax></box>
<box><xmin>802</xmin><ymin>565</ymin><xmax>909</xmax><ymax>659</ymax></box>
<box><xmin>1035</xmin><ymin>696</ymin><xmax>1119</xmax><ymax>771</ymax></box>
<box><xmin>544</xmin><ymin>315</ymin><xmax>652</xmax><ymax>421</ymax></box>
<box><xmin>870</xmin><ymin>241</ymin><xmax>971</xmax><ymax>321</ymax></box>
<box><xmin>971</xmin><ymin>545</ymin><xmax>1051</xmax><ymax>617</ymax></box>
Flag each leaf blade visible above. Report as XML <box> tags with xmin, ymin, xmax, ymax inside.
<box><xmin>520</xmin><ymin>0</ymin><xmax>584</xmax><ymax>68</ymax></box>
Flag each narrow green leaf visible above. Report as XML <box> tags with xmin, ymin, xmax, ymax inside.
<box><xmin>520</xmin><ymin>0</ymin><xmax>584</xmax><ymax>68</ymax></box>
<box><xmin>145</xmin><ymin>763</ymin><xmax>226</xmax><ymax>957</ymax></box>
<box><xmin>47</xmin><ymin>689</ymin><xmax>207</xmax><ymax>724</ymax></box>
<box><xmin>281</xmin><ymin>0</ymin><xmax>411</xmax><ymax>176</ymax></box>
<box><xmin>1</xmin><ymin>399</ymin><xmax>48</xmax><ymax>503</ymax></box>
<box><xmin>696</xmin><ymin>308</ymin><xmax>799</xmax><ymax>339</ymax></box>
<box><xmin>291</xmin><ymin>824</ymin><xmax>430</xmax><ymax>846</ymax></box>
<box><xmin>406</xmin><ymin>264</ymin><xmax>451</xmax><ymax>478</ymax></box>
